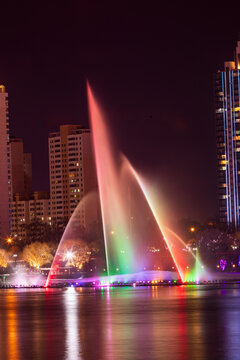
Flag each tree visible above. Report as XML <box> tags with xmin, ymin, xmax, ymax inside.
<box><xmin>22</xmin><ymin>242</ymin><xmax>53</xmax><ymax>269</ymax></box>
<box><xmin>0</xmin><ymin>249</ymin><xmax>9</xmax><ymax>268</ymax></box>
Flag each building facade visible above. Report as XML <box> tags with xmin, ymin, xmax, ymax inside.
<box><xmin>10</xmin><ymin>137</ymin><xmax>32</xmax><ymax>199</ymax></box>
<box><xmin>0</xmin><ymin>85</ymin><xmax>11</xmax><ymax>239</ymax></box>
<box><xmin>48</xmin><ymin>125</ymin><xmax>98</xmax><ymax>228</ymax></box>
<box><xmin>11</xmin><ymin>195</ymin><xmax>29</xmax><ymax>241</ymax></box>
<box><xmin>216</xmin><ymin>41</ymin><xmax>240</xmax><ymax>229</ymax></box>
<box><xmin>12</xmin><ymin>192</ymin><xmax>51</xmax><ymax>242</ymax></box>
<box><xmin>29</xmin><ymin>191</ymin><xmax>51</xmax><ymax>224</ymax></box>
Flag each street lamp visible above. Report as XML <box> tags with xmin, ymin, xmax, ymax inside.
<box><xmin>6</xmin><ymin>237</ymin><xmax>12</xmax><ymax>244</ymax></box>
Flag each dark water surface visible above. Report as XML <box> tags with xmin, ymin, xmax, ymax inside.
<box><xmin>0</xmin><ymin>285</ymin><xmax>240</xmax><ymax>360</ymax></box>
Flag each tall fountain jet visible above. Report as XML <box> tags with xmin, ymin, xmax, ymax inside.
<box><xmin>45</xmin><ymin>82</ymin><xmax>206</xmax><ymax>287</ymax></box>
<box><xmin>87</xmin><ymin>82</ymin><xmax>207</xmax><ymax>282</ymax></box>
<box><xmin>87</xmin><ymin>82</ymin><xmax>137</xmax><ymax>276</ymax></box>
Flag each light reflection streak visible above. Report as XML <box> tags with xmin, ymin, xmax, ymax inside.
<box><xmin>223</xmin><ymin>290</ymin><xmax>240</xmax><ymax>360</ymax></box>
<box><xmin>105</xmin><ymin>287</ymin><xmax>114</xmax><ymax>359</ymax></box>
<box><xmin>64</xmin><ymin>287</ymin><xmax>81</xmax><ymax>360</ymax></box>
<box><xmin>6</xmin><ymin>290</ymin><xmax>19</xmax><ymax>360</ymax></box>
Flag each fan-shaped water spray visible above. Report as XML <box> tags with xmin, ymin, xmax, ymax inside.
<box><xmin>45</xmin><ymin>82</ymin><xmax>207</xmax><ymax>287</ymax></box>
<box><xmin>45</xmin><ymin>192</ymin><xmax>102</xmax><ymax>287</ymax></box>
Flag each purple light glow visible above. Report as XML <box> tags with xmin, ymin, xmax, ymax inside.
<box><xmin>220</xmin><ymin>259</ymin><xmax>227</xmax><ymax>271</ymax></box>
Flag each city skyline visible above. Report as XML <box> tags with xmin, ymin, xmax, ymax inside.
<box><xmin>1</xmin><ymin>3</ymin><xmax>240</xmax><ymax>222</ymax></box>
<box><xmin>1</xmin><ymin>5</ymin><xmax>240</xmax><ymax>360</ymax></box>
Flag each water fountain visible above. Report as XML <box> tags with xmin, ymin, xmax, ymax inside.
<box><xmin>45</xmin><ymin>82</ymin><xmax>207</xmax><ymax>287</ymax></box>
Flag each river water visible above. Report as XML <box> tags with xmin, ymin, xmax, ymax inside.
<box><xmin>0</xmin><ymin>284</ymin><xmax>239</xmax><ymax>360</ymax></box>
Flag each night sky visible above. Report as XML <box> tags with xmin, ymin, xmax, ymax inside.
<box><xmin>1</xmin><ymin>1</ymin><xmax>240</xmax><ymax>222</ymax></box>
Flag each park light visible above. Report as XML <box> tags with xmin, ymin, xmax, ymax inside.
<box><xmin>7</xmin><ymin>237</ymin><xmax>12</xmax><ymax>244</ymax></box>
<box><xmin>190</xmin><ymin>227</ymin><xmax>196</xmax><ymax>233</ymax></box>
<box><xmin>65</xmin><ymin>251</ymin><xmax>73</xmax><ymax>260</ymax></box>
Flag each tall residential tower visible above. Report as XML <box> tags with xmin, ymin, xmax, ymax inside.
<box><xmin>216</xmin><ymin>41</ymin><xmax>240</xmax><ymax>229</ymax></box>
<box><xmin>0</xmin><ymin>85</ymin><xmax>11</xmax><ymax>238</ymax></box>
<box><xmin>48</xmin><ymin>125</ymin><xmax>98</xmax><ymax>228</ymax></box>
<box><xmin>10</xmin><ymin>137</ymin><xmax>32</xmax><ymax>199</ymax></box>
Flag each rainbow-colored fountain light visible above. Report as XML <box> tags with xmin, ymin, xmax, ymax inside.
<box><xmin>45</xmin><ymin>83</ymin><xmax>208</xmax><ymax>287</ymax></box>
<box><xmin>184</xmin><ymin>250</ymin><xmax>206</xmax><ymax>283</ymax></box>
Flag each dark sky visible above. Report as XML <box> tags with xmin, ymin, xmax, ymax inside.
<box><xmin>1</xmin><ymin>1</ymin><xmax>240</xmax><ymax>222</ymax></box>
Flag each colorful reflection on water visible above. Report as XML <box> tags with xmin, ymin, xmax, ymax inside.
<box><xmin>0</xmin><ymin>286</ymin><xmax>240</xmax><ymax>359</ymax></box>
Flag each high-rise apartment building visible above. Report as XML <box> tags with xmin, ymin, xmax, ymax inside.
<box><xmin>29</xmin><ymin>191</ymin><xmax>51</xmax><ymax>224</ymax></box>
<box><xmin>216</xmin><ymin>41</ymin><xmax>240</xmax><ymax>229</ymax></box>
<box><xmin>11</xmin><ymin>194</ymin><xmax>29</xmax><ymax>241</ymax></box>
<box><xmin>12</xmin><ymin>192</ymin><xmax>51</xmax><ymax>242</ymax></box>
<box><xmin>48</xmin><ymin>125</ymin><xmax>98</xmax><ymax>227</ymax></box>
<box><xmin>0</xmin><ymin>85</ymin><xmax>11</xmax><ymax>238</ymax></box>
<box><xmin>24</xmin><ymin>152</ymin><xmax>32</xmax><ymax>197</ymax></box>
<box><xmin>10</xmin><ymin>137</ymin><xmax>32</xmax><ymax>199</ymax></box>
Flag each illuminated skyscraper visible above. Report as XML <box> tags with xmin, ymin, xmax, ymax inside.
<box><xmin>0</xmin><ymin>85</ymin><xmax>11</xmax><ymax>238</ymax></box>
<box><xmin>216</xmin><ymin>41</ymin><xmax>240</xmax><ymax>229</ymax></box>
